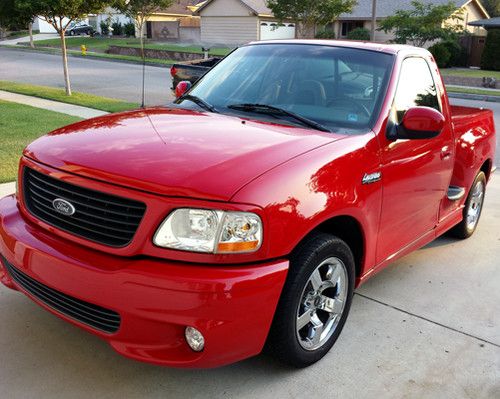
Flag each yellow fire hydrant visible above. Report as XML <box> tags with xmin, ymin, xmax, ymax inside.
<box><xmin>81</xmin><ymin>45</ymin><xmax>87</xmax><ymax>56</ymax></box>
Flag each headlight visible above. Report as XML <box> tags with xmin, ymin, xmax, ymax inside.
<box><xmin>153</xmin><ymin>208</ymin><xmax>262</xmax><ymax>254</ymax></box>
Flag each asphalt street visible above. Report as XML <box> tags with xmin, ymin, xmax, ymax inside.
<box><xmin>0</xmin><ymin>47</ymin><xmax>174</xmax><ymax>105</ymax></box>
<box><xmin>0</xmin><ymin>47</ymin><xmax>499</xmax><ymax>398</ymax></box>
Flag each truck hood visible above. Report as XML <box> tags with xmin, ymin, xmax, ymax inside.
<box><xmin>24</xmin><ymin>107</ymin><xmax>344</xmax><ymax>201</ymax></box>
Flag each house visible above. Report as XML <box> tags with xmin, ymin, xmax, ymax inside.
<box><xmin>468</xmin><ymin>16</ymin><xmax>500</xmax><ymax>29</ymax></box>
<box><xmin>332</xmin><ymin>0</ymin><xmax>490</xmax><ymax>42</ymax></box>
<box><xmin>89</xmin><ymin>7</ymin><xmax>130</xmax><ymax>34</ymax></box>
<box><xmin>32</xmin><ymin>17</ymin><xmax>89</xmax><ymax>33</ymax></box>
<box><xmin>195</xmin><ymin>0</ymin><xmax>296</xmax><ymax>45</ymax></box>
<box><xmin>142</xmin><ymin>0</ymin><xmax>204</xmax><ymax>42</ymax></box>
<box><xmin>89</xmin><ymin>2</ymin><xmax>203</xmax><ymax>42</ymax></box>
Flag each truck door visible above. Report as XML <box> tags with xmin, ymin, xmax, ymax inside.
<box><xmin>376</xmin><ymin>56</ymin><xmax>454</xmax><ymax>264</ymax></box>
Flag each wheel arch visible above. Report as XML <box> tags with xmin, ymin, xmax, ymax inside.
<box><xmin>292</xmin><ymin>215</ymin><xmax>366</xmax><ymax>280</ymax></box>
<box><xmin>480</xmin><ymin>158</ymin><xmax>493</xmax><ymax>182</ymax></box>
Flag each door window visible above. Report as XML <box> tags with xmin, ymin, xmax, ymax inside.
<box><xmin>393</xmin><ymin>57</ymin><xmax>440</xmax><ymax>123</ymax></box>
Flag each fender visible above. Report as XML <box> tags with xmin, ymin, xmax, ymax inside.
<box><xmin>231</xmin><ymin>131</ymin><xmax>382</xmax><ymax>277</ymax></box>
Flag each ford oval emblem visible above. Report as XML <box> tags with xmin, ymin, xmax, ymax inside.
<box><xmin>52</xmin><ymin>198</ymin><xmax>76</xmax><ymax>216</ymax></box>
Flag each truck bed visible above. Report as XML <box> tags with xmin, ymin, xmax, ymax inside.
<box><xmin>451</xmin><ymin>105</ymin><xmax>495</xmax><ymax>135</ymax></box>
<box><xmin>170</xmin><ymin>58</ymin><xmax>221</xmax><ymax>90</ymax></box>
<box><xmin>449</xmin><ymin>104</ymin><xmax>496</xmax><ymax>191</ymax></box>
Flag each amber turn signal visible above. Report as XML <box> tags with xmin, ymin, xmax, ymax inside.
<box><xmin>217</xmin><ymin>241</ymin><xmax>259</xmax><ymax>253</ymax></box>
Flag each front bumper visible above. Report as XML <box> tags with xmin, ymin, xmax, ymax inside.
<box><xmin>0</xmin><ymin>194</ymin><xmax>288</xmax><ymax>368</ymax></box>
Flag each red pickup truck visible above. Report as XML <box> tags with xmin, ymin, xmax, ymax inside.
<box><xmin>0</xmin><ymin>40</ymin><xmax>495</xmax><ymax>369</ymax></box>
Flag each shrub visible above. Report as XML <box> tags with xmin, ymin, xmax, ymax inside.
<box><xmin>315</xmin><ymin>29</ymin><xmax>335</xmax><ymax>39</ymax></box>
<box><xmin>428</xmin><ymin>42</ymin><xmax>451</xmax><ymax>68</ymax></box>
<box><xmin>111</xmin><ymin>21</ymin><xmax>123</xmax><ymax>36</ymax></box>
<box><xmin>440</xmin><ymin>40</ymin><xmax>462</xmax><ymax>67</ymax></box>
<box><xmin>100</xmin><ymin>21</ymin><xmax>109</xmax><ymax>35</ymax></box>
<box><xmin>347</xmin><ymin>27</ymin><xmax>370</xmax><ymax>41</ymax></box>
<box><xmin>481</xmin><ymin>29</ymin><xmax>500</xmax><ymax>71</ymax></box>
<box><xmin>124</xmin><ymin>21</ymin><xmax>135</xmax><ymax>37</ymax></box>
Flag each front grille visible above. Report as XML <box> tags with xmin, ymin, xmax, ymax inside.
<box><xmin>23</xmin><ymin>167</ymin><xmax>146</xmax><ymax>247</ymax></box>
<box><xmin>2</xmin><ymin>256</ymin><xmax>121</xmax><ymax>334</ymax></box>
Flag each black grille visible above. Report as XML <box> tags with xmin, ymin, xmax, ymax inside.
<box><xmin>23</xmin><ymin>167</ymin><xmax>146</xmax><ymax>247</ymax></box>
<box><xmin>2</xmin><ymin>256</ymin><xmax>121</xmax><ymax>334</ymax></box>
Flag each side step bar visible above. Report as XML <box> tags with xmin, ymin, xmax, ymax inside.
<box><xmin>447</xmin><ymin>186</ymin><xmax>466</xmax><ymax>201</ymax></box>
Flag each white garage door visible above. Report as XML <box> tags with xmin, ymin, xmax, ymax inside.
<box><xmin>260</xmin><ymin>22</ymin><xmax>295</xmax><ymax>41</ymax></box>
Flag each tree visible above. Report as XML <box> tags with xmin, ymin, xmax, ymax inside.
<box><xmin>114</xmin><ymin>0</ymin><xmax>173</xmax><ymax>106</ymax></box>
<box><xmin>378</xmin><ymin>1</ymin><xmax>463</xmax><ymax>48</ymax></box>
<box><xmin>0</xmin><ymin>0</ymin><xmax>35</xmax><ymax>46</ymax></box>
<box><xmin>428</xmin><ymin>42</ymin><xmax>451</xmax><ymax>67</ymax></box>
<box><xmin>482</xmin><ymin>0</ymin><xmax>500</xmax><ymax>17</ymax></box>
<box><xmin>481</xmin><ymin>29</ymin><xmax>500</xmax><ymax>71</ymax></box>
<box><xmin>267</xmin><ymin>0</ymin><xmax>356</xmax><ymax>38</ymax></box>
<box><xmin>17</xmin><ymin>0</ymin><xmax>112</xmax><ymax>95</ymax></box>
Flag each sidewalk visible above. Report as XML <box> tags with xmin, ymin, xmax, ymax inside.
<box><xmin>0</xmin><ymin>182</ymin><xmax>15</xmax><ymax>197</ymax></box>
<box><xmin>0</xmin><ymin>90</ymin><xmax>108</xmax><ymax>118</ymax></box>
<box><xmin>0</xmin><ymin>33</ymin><xmax>59</xmax><ymax>46</ymax></box>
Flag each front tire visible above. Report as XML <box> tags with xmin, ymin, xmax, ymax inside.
<box><xmin>451</xmin><ymin>171</ymin><xmax>486</xmax><ymax>239</ymax></box>
<box><xmin>266</xmin><ymin>233</ymin><xmax>355</xmax><ymax>367</ymax></box>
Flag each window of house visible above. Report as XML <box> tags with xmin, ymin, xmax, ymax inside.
<box><xmin>393</xmin><ymin>57</ymin><xmax>440</xmax><ymax>123</ymax></box>
<box><xmin>340</xmin><ymin>21</ymin><xmax>364</xmax><ymax>37</ymax></box>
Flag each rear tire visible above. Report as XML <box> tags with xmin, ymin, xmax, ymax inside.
<box><xmin>450</xmin><ymin>171</ymin><xmax>486</xmax><ymax>239</ymax></box>
<box><xmin>266</xmin><ymin>233</ymin><xmax>355</xmax><ymax>368</ymax></box>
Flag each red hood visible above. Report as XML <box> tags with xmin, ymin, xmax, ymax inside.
<box><xmin>24</xmin><ymin>107</ymin><xmax>344</xmax><ymax>201</ymax></box>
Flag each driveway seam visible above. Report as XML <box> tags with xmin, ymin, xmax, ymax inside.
<box><xmin>355</xmin><ymin>292</ymin><xmax>500</xmax><ymax>348</ymax></box>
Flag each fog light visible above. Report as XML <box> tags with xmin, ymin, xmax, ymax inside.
<box><xmin>185</xmin><ymin>326</ymin><xmax>205</xmax><ymax>352</ymax></box>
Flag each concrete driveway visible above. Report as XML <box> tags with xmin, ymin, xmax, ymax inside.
<box><xmin>0</xmin><ymin>175</ymin><xmax>498</xmax><ymax>398</ymax></box>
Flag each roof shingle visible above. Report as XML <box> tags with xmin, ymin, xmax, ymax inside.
<box><xmin>340</xmin><ymin>0</ymin><xmax>469</xmax><ymax>19</ymax></box>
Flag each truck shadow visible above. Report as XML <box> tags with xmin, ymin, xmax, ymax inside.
<box><xmin>422</xmin><ymin>234</ymin><xmax>460</xmax><ymax>249</ymax></box>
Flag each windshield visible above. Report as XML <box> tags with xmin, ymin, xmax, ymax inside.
<box><xmin>178</xmin><ymin>44</ymin><xmax>394</xmax><ymax>134</ymax></box>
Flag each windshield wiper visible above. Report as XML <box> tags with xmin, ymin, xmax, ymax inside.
<box><xmin>179</xmin><ymin>94</ymin><xmax>218</xmax><ymax>113</ymax></box>
<box><xmin>227</xmin><ymin>103</ymin><xmax>331</xmax><ymax>132</ymax></box>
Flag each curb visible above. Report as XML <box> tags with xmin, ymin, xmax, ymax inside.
<box><xmin>448</xmin><ymin>92</ymin><xmax>500</xmax><ymax>103</ymax></box>
<box><xmin>0</xmin><ymin>45</ymin><xmax>173</xmax><ymax>69</ymax></box>
<box><xmin>0</xmin><ymin>182</ymin><xmax>16</xmax><ymax>197</ymax></box>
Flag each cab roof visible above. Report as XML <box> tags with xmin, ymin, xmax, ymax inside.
<box><xmin>247</xmin><ymin>39</ymin><xmax>426</xmax><ymax>56</ymax></box>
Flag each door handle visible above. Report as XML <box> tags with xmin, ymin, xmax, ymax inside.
<box><xmin>440</xmin><ymin>146</ymin><xmax>452</xmax><ymax>160</ymax></box>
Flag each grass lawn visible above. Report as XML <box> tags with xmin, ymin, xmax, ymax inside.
<box><xmin>446</xmin><ymin>86</ymin><xmax>500</xmax><ymax>97</ymax></box>
<box><xmin>0</xmin><ymin>100</ymin><xmax>81</xmax><ymax>183</ymax></box>
<box><xmin>31</xmin><ymin>37</ymin><xmax>233</xmax><ymax>56</ymax></box>
<box><xmin>0</xmin><ymin>81</ymin><xmax>139</xmax><ymax>113</ymax></box>
<box><xmin>441</xmin><ymin>68</ymin><xmax>500</xmax><ymax>80</ymax></box>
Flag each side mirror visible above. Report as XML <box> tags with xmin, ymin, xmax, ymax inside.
<box><xmin>175</xmin><ymin>80</ymin><xmax>192</xmax><ymax>98</ymax></box>
<box><xmin>388</xmin><ymin>106</ymin><xmax>445</xmax><ymax>140</ymax></box>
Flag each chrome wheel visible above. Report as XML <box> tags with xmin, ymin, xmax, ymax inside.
<box><xmin>296</xmin><ymin>257</ymin><xmax>348</xmax><ymax>351</ymax></box>
<box><xmin>466</xmin><ymin>180</ymin><xmax>484</xmax><ymax>231</ymax></box>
